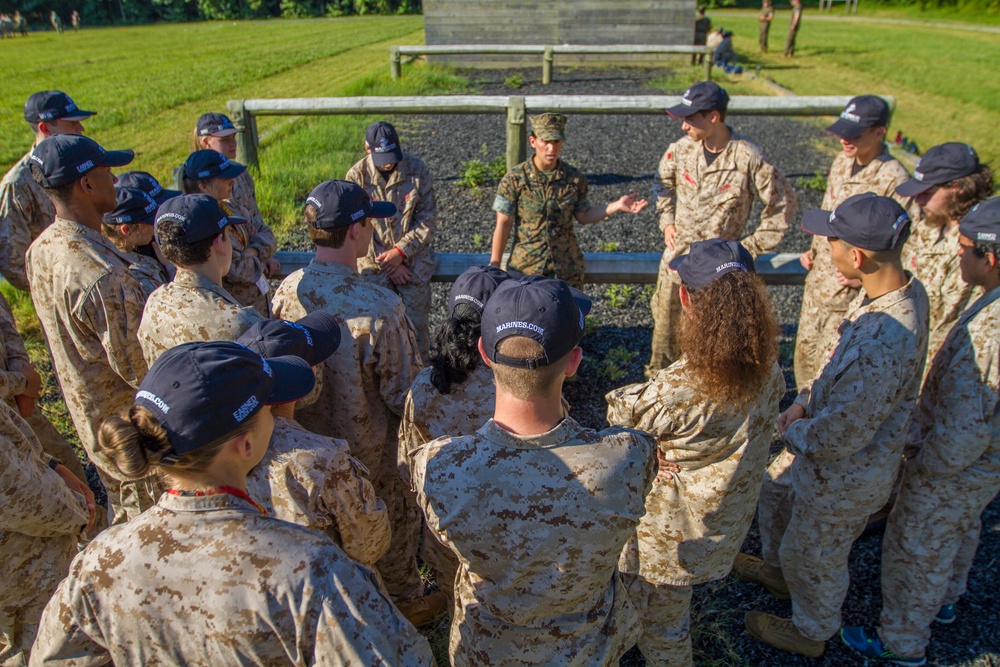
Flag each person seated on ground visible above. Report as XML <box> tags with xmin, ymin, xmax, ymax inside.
<box><xmin>706</xmin><ymin>26</ymin><xmax>725</xmax><ymax>52</ymax></box>
<box><xmin>238</xmin><ymin>314</ymin><xmax>392</xmax><ymax>570</ymax></box>
<box><xmin>30</xmin><ymin>341</ymin><xmax>434</xmax><ymax>666</ymax></box>
<box><xmin>271</xmin><ymin>180</ymin><xmax>442</xmax><ymax>626</ymax></box>
<box><xmin>102</xmin><ymin>187</ymin><xmax>171</xmax><ymax>298</ymax></box>
<box><xmin>0</xmin><ymin>393</ymin><xmax>94</xmax><ymax>666</ymax></box>
<box><xmin>26</xmin><ymin>133</ymin><xmax>157</xmax><ymax>523</ymax></box>
<box><xmin>137</xmin><ymin>194</ymin><xmax>264</xmax><ymax>367</ymax></box>
<box><xmin>398</xmin><ymin>264</ymin><xmax>513</xmax><ymax>604</ymax></box>
<box><xmin>409</xmin><ymin>275</ymin><xmax>658</xmax><ymax>666</ymax></box>
<box><xmin>713</xmin><ymin>30</ymin><xmax>736</xmax><ymax>68</ymax></box>
<box><xmin>606</xmin><ymin>239</ymin><xmax>785</xmax><ymax>667</ymax></box>
<box><xmin>840</xmin><ymin>197</ymin><xmax>1000</xmax><ymax>667</ymax></box>
<box><xmin>737</xmin><ymin>193</ymin><xmax>929</xmax><ymax>659</ymax></box>
<box><xmin>192</xmin><ymin>113</ymin><xmax>279</xmax><ymax>316</ymax></box>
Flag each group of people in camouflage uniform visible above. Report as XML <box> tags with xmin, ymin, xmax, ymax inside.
<box><xmin>0</xmin><ymin>79</ymin><xmax>997</xmax><ymax>667</ymax></box>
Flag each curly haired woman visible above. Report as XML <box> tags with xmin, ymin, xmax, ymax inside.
<box><xmin>606</xmin><ymin>238</ymin><xmax>785</xmax><ymax>666</ymax></box>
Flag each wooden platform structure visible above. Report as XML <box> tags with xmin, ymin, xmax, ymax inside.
<box><xmin>423</xmin><ymin>0</ymin><xmax>698</xmax><ymax>67</ymax></box>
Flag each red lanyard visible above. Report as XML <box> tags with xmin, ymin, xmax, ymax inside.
<box><xmin>168</xmin><ymin>486</ymin><xmax>267</xmax><ymax>516</ymax></box>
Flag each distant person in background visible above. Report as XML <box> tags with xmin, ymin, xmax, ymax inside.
<box><xmin>70</xmin><ymin>10</ymin><xmax>80</xmax><ymax>30</ymax></box>
<box><xmin>706</xmin><ymin>26</ymin><xmax>725</xmax><ymax>53</ymax></box>
<box><xmin>15</xmin><ymin>11</ymin><xmax>27</xmax><ymax>35</ymax></box>
<box><xmin>692</xmin><ymin>6</ymin><xmax>711</xmax><ymax>65</ymax></box>
<box><xmin>192</xmin><ymin>112</ymin><xmax>280</xmax><ymax>317</ymax></box>
<box><xmin>759</xmin><ymin>0</ymin><xmax>774</xmax><ymax>53</ymax></box>
<box><xmin>785</xmin><ymin>0</ymin><xmax>802</xmax><ymax>57</ymax></box>
<box><xmin>49</xmin><ymin>10</ymin><xmax>62</xmax><ymax>33</ymax></box>
<box><xmin>713</xmin><ymin>30</ymin><xmax>736</xmax><ymax>68</ymax></box>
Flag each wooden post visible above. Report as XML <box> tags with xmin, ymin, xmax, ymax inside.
<box><xmin>704</xmin><ymin>48</ymin><xmax>712</xmax><ymax>81</ymax></box>
<box><xmin>542</xmin><ymin>46</ymin><xmax>554</xmax><ymax>85</ymax></box>
<box><xmin>506</xmin><ymin>96</ymin><xmax>526</xmax><ymax>172</ymax></box>
<box><xmin>226</xmin><ymin>99</ymin><xmax>259</xmax><ymax>170</ymax></box>
<box><xmin>390</xmin><ymin>47</ymin><xmax>401</xmax><ymax>80</ymax></box>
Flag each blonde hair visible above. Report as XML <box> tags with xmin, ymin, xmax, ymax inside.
<box><xmin>489</xmin><ymin>336</ymin><xmax>569</xmax><ymax>400</ymax></box>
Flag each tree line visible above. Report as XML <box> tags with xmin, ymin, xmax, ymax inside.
<box><xmin>1</xmin><ymin>0</ymin><xmax>420</xmax><ymax>26</ymax></box>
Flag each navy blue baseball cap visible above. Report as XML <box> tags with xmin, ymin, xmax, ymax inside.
<box><xmin>305</xmin><ymin>180</ymin><xmax>396</xmax><ymax>230</ymax></box>
<box><xmin>667</xmin><ymin>82</ymin><xmax>730</xmax><ymax>118</ymax></box>
<box><xmin>959</xmin><ymin>197</ymin><xmax>1000</xmax><ymax>244</ymax></box>
<box><xmin>104</xmin><ymin>187</ymin><xmax>159</xmax><ymax>226</ymax></box>
<box><xmin>154</xmin><ymin>194</ymin><xmax>246</xmax><ymax>246</ymax></box>
<box><xmin>196</xmin><ymin>112</ymin><xmax>240</xmax><ymax>138</ymax></box>
<box><xmin>481</xmin><ymin>275</ymin><xmax>591</xmax><ymax>368</ymax></box>
<box><xmin>365</xmin><ymin>121</ymin><xmax>403</xmax><ymax>166</ymax></box>
<box><xmin>826</xmin><ymin>95</ymin><xmax>892</xmax><ymax>140</ymax></box>
<box><xmin>448</xmin><ymin>266</ymin><xmax>512</xmax><ymax>318</ymax></box>
<box><xmin>669</xmin><ymin>239</ymin><xmax>755</xmax><ymax>289</ymax></box>
<box><xmin>24</xmin><ymin>90</ymin><xmax>95</xmax><ymax>124</ymax></box>
<box><xmin>29</xmin><ymin>134</ymin><xmax>134</xmax><ymax>188</ymax></box>
<box><xmin>237</xmin><ymin>312</ymin><xmax>342</xmax><ymax>366</ymax></box>
<box><xmin>117</xmin><ymin>170</ymin><xmax>181</xmax><ymax>205</ymax></box>
<box><xmin>183</xmin><ymin>150</ymin><xmax>246</xmax><ymax>181</ymax></box>
<box><xmin>135</xmin><ymin>341</ymin><xmax>314</xmax><ymax>464</ymax></box>
<box><xmin>801</xmin><ymin>192</ymin><xmax>911</xmax><ymax>251</ymax></box>
<box><xmin>896</xmin><ymin>143</ymin><xmax>981</xmax><ymax>197</ymax></box>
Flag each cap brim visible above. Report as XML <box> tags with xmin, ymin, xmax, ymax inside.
<box><xmin>211</xmin><ymin>128</ymin><xmax>241</xmax><ymax>137</ymax></box>
<box><xmin>264</xmin><ymin>355</ymin><xmax>316</xmax><ymax>405</ymax></box>
<box><xmin>62</xmin><ymin>110</ymin><xmax>97</xmax><ymax>121</ymax></box>
<box><xmin>668</xmin><ymin>254</ymin><xmax>686</xmax><ymax>272</ymax></box>
<box><xmin>895</xmin><ymin>178</ymin><xmax>933</xmax><ymax>197</ymax></box>
<box><xmin>101</xmin><ymin>149</ymin><xmax>135</xmax><ymax>169</ymax></box>
<box><xmin>154</xmin><ymin>188</ymin><xmax>182</xmax><ymax>205</ymax></box>
<box><xmin>826</xmin><ymin>118</ymin><xmax>866</xmax><ymax>140</ymax></box>
<box><xmin>801</xmin><ymin>208</ymin><xmax>837</xmax><ymax>237</ymax></box>
<box><xmin>218</xmin><ymin>163</ymin><xmax>247</xmax><ymax>180</ymax></box>
<box><xmin>369</xmin><ymin>201</ymin><xmax>397</xmax><ymax>218</ymax></box>
<box><xmin>666</xmin><ymin>104</ymin><xmax>700</xmax><ymax>118</ymax></box>
<box><xmin>371</xmin><ymin>149</ymin><xmax>403</xmax><ymax>167</ymax></box>
<box><xmin>568</xmin><ymin>286</ymin><xmax>592</xmax><ymax>317</ymax></box>
<box><xmin>223</xmin><ymin>215</ymin><xmax>248</xmax><ymax>226</ymax></box>
<box><xmin>295</xmin><ymin>311</ymin><xmax>342</xmax><ymax>364</ymax></box>
<box><xmin>534</xmin><ymin>132</ymin><xmax>565</xmax><ymax>142</ymax></box>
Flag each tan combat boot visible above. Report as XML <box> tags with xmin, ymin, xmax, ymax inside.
<box><xmin>396</xmin><ymin>591</ymin><xmax>450</xmax><ymax>628</ymax></box>
<box><xmin>732</xmin><ymin>552</ymin><xmax>790</xmax><ymax>600</ymax></box>
<box><xmin>744</xmin><ymin>611</ymin><xmax>825</xmax><ymax>658</ymax></box>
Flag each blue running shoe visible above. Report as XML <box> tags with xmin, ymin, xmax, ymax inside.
<box><xmin>839</xmin><ymin>626</ymin><xmax>927</xmax><ymax>666</ymax></box>
<box><xmin>935</xmin><ymin>604</ymin><xmax>956</xmax><ymax>624</ymax></box>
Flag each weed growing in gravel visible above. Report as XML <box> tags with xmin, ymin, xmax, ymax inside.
<box><xmin>583</xmin><ymin>315</ymin><xmax>601</xmax><ymax>339</ymax></box>
<box><xmin>594</xmin><ymin>345</ymin><xmax>637</xmax><ymax>382</ymax></box>
<box><xmin>598</xmin><ymin>241</ymin><xmax>620</xmax><ymax>252</ymax></box>
<box><xmin>605</xmin><ymin>284</ymin><xmax>637</xmax><ymax>309</ymax></box>
<box><xmin>472</xmin><ymin>233</ymin><xmax>484</xmax><ymax>248</ymax></box>
<box><xmin>643</xmin><ymin>284</ymin><xmax>655</xmax><ymax>300</ymax></box>
<box><xmin>458</xmin><ymin>144</ymin><xmax>507</xmax><ymax>188</ymax></box>
<box><xmin>798</xmin><ymin>170</ymin><xmax>828</xmax><ymax>192</ymax></box>
<box><xmin>504</xmin><ymin>72</ymin><xmax>525</xmax><ymax>89</ymax></box>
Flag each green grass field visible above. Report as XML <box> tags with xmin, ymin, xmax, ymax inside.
<box><xmin>0</xmin><ymin>17</ymin><xmax>470</xmax><ymax>243</ymax></box>
<box><xmin>708</xmin><ymin>9</ymin><xmax>1000</xmax><ymax>167</ymax></box>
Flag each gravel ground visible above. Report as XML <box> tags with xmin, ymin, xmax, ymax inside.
<box><xmin>389</xmin><ymin>67</ymin><xmax>999</xmax><ymax>666</ymax></box>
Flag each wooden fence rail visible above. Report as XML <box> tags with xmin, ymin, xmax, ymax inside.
<box><xmin>390</xmin><ymin>44</ymin><xmax>715</xmax><ymax>84</ymax></box>
<box><xmin>228</xmin><ymin>94</ymin><xmax>893</xmax><ymax>172</ymax></box>
<box><xmin>271</xmin><ymin>251</ymin><xmax>807</xmax><ymax>285</ymax></box>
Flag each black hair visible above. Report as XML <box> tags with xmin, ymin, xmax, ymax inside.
<box><xmin>429</xmin><ymin>308</ymin><xmax>483</xmax><ymax>395</ymax></box>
